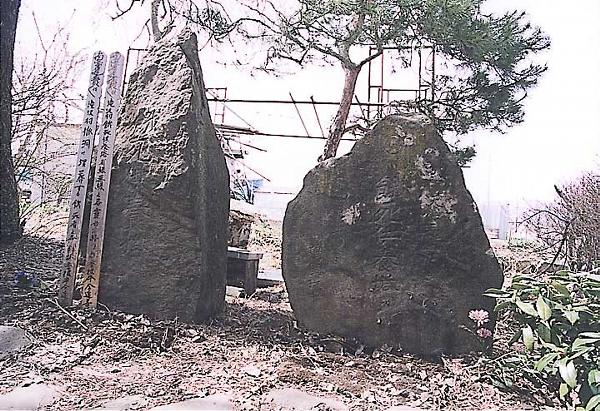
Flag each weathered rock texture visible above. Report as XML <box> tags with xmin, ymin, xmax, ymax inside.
<box><xmin>0</xmin><ymin>326</ymin><xmax>31</xmax><ymax>359</ymax></box>
<box><xmin>99</xmin><ymin>30</ymin><xmax>229</xmax><ymax>322</ymax></box>
<box><xmin>282</xmin><ymin>114</ymin><xmax>502</xmax><ymax>356</ymax></box>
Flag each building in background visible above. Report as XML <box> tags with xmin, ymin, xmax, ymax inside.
<box><xmin>478</xmin><ymin>202</ymin><xmax>511</xmax><ymax>240</ymax></box>
<box><xmin>15</xmin><ymin>123</ymin><xmax>79</xmax><ymax>208</ymax></box>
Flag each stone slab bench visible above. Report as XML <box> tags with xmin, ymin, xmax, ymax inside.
<box><xmin>227</xmin><ymin>247</ymin><xmax>263</xmax><ymax>295</ymax></box>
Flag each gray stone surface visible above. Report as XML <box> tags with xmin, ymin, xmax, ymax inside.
<box><xmin>150</xmin><ymin>393</ymin><xmax>233</xmax><ymax>410</ymax></box>
<box><xmin>0</xmin><ymin>384</ymin><xmax>59</xmax><ymax>410</ymax></box>
<box><xmin>282</xmin><ymin>114</ymin><xmax>503</xmax><ymax>356</ymax></box>
<box><xmin>264</xmin><ymin>388</ymin><xmax>348</xmax><ymax>411</ymax></box>
<box><xmin>0</xmin><ymin>326</ymin><xmax>31</xmax><ymax>359</ymax></box>
<box><xmin>99</xmin><ymin>29</ymin><xmax>229</xmax><ymax>322</ymax></box>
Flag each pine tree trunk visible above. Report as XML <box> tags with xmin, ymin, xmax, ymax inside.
<box><xmin>0</xmin><ymin>0</ymin><xmax>23</xmax><ymax>244</ymax></box>
<box><xmin>320</xmin><ymin>65</ymin><xmax>360</xmax><ymax>161</ymax></box>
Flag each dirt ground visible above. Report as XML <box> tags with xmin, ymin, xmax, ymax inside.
<box><xmin>0</xmin><ymin>235</ymin><xmax>546</xmax><ymax>410</ymax></box>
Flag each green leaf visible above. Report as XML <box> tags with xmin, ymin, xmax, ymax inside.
<box><xmin>560</xmin><ymin>383</ymin><xmax>569</xmax><ymax>398</ymax></box>
<box><xmin>572</xmin><ymin>338</ymin><xmax>600</xmax><ymax>351</ymax></box>
<box><xmin>536</xmin><ymin>295</ymin><xmax>552</xmax><ymax>321</ymax></box>
<box><xmin>553</xmin><ymin>302</ymin><xmax>567</xmax><ymax>311</ymax></box>
<box><xmin>494</xmin><ymin>301</ymin><xmax>512</xmax><ymax>312</ymax></box>
<box><xmin>508</xmin><ymin>329</ymin><xmax>522</xmax><ymax>346</ymax></box>
<box><xmin>485</xmin><ymin>288</ymin><xmax>511</xmax><ymax>298</ymax></box>
<box><xmin>512</xmin><ymin>283</ymin><xmax>533</xmax><ymax>291</ymax></box>
<box><xmin>552</xmin><ymin>281</ymin><xmax>571</xmax><ymax>296</ymax></box>
<box><xmin>585</xmin><ymin>394</ymin><xmax>600</xmax><ymax>411</ymax></box>
<box><xmin>559</xmin><ymin>360</ymin><xmax>578</xmax><ymax>388</ymax></box>
<box><xmin>523</xmin><ymin>325</ymin><xmax>535</xmax><ymax>351</ymax></box>
<box><xmin>550</xmin><ymin>274</ymin><xmax>575</xmax><ymax>282</ymax></box>
<box><xmin>565</xmin><ymin>310</ymin><xmax>580</xmax><ymax>325</ymax></box>
<box><xmin>535</xmin><ymin>352</ymin><xmax>559</xmax><ymax>372</ymax></box>
<box><xmin>537</xmin><ymin>322</ymin><xmax>552</xmax><ymax>343</ymax></box>
<box><xmin>540</xmin><ymin>339</ymin><xmax>563</xmax><ymax>352</ymax></box>
<box><xmin>516</xmin><ymin>299</ymin><xmax>538</xmax><ymax>317</ymax></box>
<box><xmin>569</xmin><ymin>347</ymin><xmax>593</xmax><ymax>360</ymax></box>
<box><xmin>585</xmin><ymin>275</ymin><xmax>600</xmax><ymax>283</ymax></box>
<box><xmin>581</xmin><ymin>332</ymin><xmax>600</xmax><ymax>339</ymax></box>
<box><xmin>589</xmin><ymin>370</ymin><xmax>600</xmax><ymax>386</ymax></box>
<box><xmin>513</xmin><ymin>274</ymin><xmax>538</xmax><ymax>283</ymax></box>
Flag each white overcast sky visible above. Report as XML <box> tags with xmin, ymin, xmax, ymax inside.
<box><xmin>15</xmin><ymin>0</ymin><xmax>600</xmax><ymax>212</ymax></box>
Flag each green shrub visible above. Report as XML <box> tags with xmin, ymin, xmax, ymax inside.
<box><xmin>486</xmin><ymin>269</ymin><xmax>600</xmax><ymax>410</ymax></box>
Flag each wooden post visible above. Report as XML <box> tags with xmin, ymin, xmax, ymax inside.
<box><xmin>58</xmin><ymin>52</ymin><xmax>107</xmax><ymax>307</ymax></box>
<box><xmin>81</xmin><ymin>52</ymin><xmax>125</xmax><ymax>308</ymax></box>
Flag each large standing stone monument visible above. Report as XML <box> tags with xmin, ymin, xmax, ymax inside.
<box><xmin>282</xmin><ymin>114</ymin><xmax>503</xmax><ymax>355</ymax></box>
<box><xmin>98</xmin><ymin>30</ymin><xmax>229</xmax><ymax>322</ymax></box>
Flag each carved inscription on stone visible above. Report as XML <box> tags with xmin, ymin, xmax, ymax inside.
<box><xmin>283</xmin><ymin>114</ymin><xmax>503</xmax><ymax>355</ymax></box>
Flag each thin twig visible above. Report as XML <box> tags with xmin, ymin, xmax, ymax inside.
<box><xmin>545</xmin><ymin>221</ymin><xmax>571</xmax><ymax>272</ymax></box>
<box><xmin>49</xmin><ymin>298</ymin><xmax>89</xmax><ymax>330</ymax></box>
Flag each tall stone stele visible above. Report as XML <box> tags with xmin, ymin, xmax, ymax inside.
<box><xmin>283</xmin><ymin>114</ymin><xmax>503</xmax><ymax>356</ymax></box>
<box><xmin>98</xmin><ymin>30</ymin><xmax>230</xmax><ymax>322</ymax></box>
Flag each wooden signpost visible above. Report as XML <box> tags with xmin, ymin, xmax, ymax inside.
<box><xmin>81</xmin><ymin>52</ymin><xmax>125</xmax><ymax>308</ymax></box>
<box><xmin>58</xmin><ymin>52</ymin><xmax>107</xmax><ymax>307</ymax></box>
